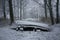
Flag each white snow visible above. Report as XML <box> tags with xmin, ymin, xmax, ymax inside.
<box><xmin>22</xmin><ymin>18</ymin><xmax>39</xmax><ymax>22</ymax></box>
<box><xmin>0</xmin><ymin>24</ymin><xmax>60</xmax><ymax>40</ymax></box>
<box><xmin>15</xmin><ymin>20</ymin><xmax>49</xmax><ymax>28</ymax></box>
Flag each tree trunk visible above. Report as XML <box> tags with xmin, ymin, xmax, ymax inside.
<box><xmin>20</xmin><ymin>0</ymin><xmax>23</xmax><ymax>20</ymax></box>
<box><xmin>48</xmin><ymin>0</ymin><xmax>54</xmax><ymax>25</ymax></box>
<box><xmin>2</xmin><ymin>0</ymin><xmax>6</xmax><ymax>19</ymax></box>
<box><xmin>9</xmin><ymin>0</ymin><xmax>14</xmax><ymax>24</ymax></box>
<box><xmin>56</xmin><ymin>0</ymin><xmax>59</xmax><ymax>23</ymax></box>
<box><xmin>44</xmin><ymin>0</ymin><xmax>47</xmax><ymax>19</ymax></box>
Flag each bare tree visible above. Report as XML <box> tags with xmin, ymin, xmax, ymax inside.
<box><xmin>33</xmin><ymin>0</ymin><xmax>48</xmax><ymax>19</ymax></box>
<box><xmin>9</xmin><ymin>0</ymin><xmax>14</xmax><ymax>24</ymax></box>
<box><xmin>56</xmin><ymin>0</ymin><xmax>59</xmax><ymax>23</ymax></box>
<box><xmin>48</xmin><ymin>0</ymin><xmax>54</xmax><ymax>25</ymax></box>
<box><xmin>20</xmin><ymin>0</ymin><xmax>23</xmax><ymax>20</ymax></box>
<box><xmin>2</xmin><ymin>0</ymin><xmax>6</xmax><ymax>19</ymax></box>
<box><xmin>44</xmin><ymin>0</ymin><xmax>47</xmax><ymax>19</ymax></box>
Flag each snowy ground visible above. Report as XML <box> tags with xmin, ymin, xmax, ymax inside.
<box><xmin>0</xmin><ymin>24</ymin><xmax>60</xmax><ymax>40</ymax></box>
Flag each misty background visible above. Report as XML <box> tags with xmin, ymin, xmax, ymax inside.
<box><xmin>0</xmin><ymin>0</ymin><xmax>60</xmax><ymax>25</ymax></box>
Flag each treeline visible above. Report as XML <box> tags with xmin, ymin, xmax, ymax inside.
<box><xmin>33</xmin><ymin>0</ymin><xmax>60</xmax><ymax>25</ymax></box>
<box><xmin>2</xmin><ymin>0</ymin><xmax>60</xmax><ymax>25</ymax></box>
<box><xmin>44</xmin><ymin>0</ymin><xmax>59</xmax><ymax>25</ymax></box>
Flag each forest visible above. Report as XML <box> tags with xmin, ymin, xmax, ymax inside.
<box><xmin>0</xmin><ymin>0</ymin><xmax>60</xmax><ymax>25</ymax></box>
<box><xmin>0</xmin><ymin>0</ymin><xmax>60</xmax><ymax>40</ymax></box>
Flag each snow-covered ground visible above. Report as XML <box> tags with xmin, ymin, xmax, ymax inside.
<box><xmin>0</xmin><ymin>24</ymin><xmax>60</xmax><ymax>40</ymax></box>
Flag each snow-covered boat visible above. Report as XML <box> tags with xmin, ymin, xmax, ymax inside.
<box><xmin>15</xmin><ymin>20</ymin><xmax>50</xmax><ymax>31</ymax></box>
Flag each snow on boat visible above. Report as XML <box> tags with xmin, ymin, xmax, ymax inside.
<box><xmin>15</xmin><ymin>20</ymin><xmax>49</xmax><ymax>28</ymax></box>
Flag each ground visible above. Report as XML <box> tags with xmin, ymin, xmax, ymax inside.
<box><xmin>0</xmin><ymin>24</ymin><xmax>60</xmax><ymax>40</ymax></box>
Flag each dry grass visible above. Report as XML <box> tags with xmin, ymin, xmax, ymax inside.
<box><xmin>40</xmin><ymin>17</ymin><xmax>56</xmax><ymax>24</ymax></box>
